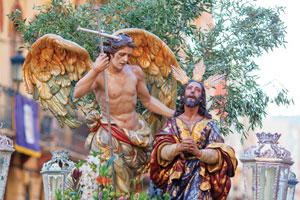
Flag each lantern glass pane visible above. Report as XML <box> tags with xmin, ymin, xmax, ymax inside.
<box><xmin>12</xmin><ymin>64</ymin><xmax>23</xmax><ymax>82</ymax></box>
<box><xmin>0</xmin><ymin>156</ymin><xmax>4</xmax><ymax>177</ymax></box>
<box><xmin>286</xmin><ymin>185</ymin><xmax>296</xmax><ymax>200</ymax></box>
<box><xmin>258</xmin><ymin>166</ymin><xmax>277</xmax><ymax>200</ymax></box>
<box><xmin>0</xmin><ymin>157</ymin><xmax>6</xmax><ymax>198</ymax></box>
<box><xmin>42</xmin><ymin>173</ymin><xmax>64</xmax><ymax>200</ymax></box>
<box><xmin>0</xmin><ymin>153</ymin><xmax>12</xmax><ymax>200</ymax></box>
<box><xmin>243</xmin><ymin>164</ymin><xmax>256</xmax><ymax>200</ymax></box>
<box><xmin>277</xmin><ymin>167</ymin><xmax>289</xmax><ymax>200</ymax></box>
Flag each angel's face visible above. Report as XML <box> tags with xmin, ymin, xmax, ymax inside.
<box><xmin>184</xmin><ymin>82</ymin><xmax>202</xmax><ymax>108</ymax></box>
<box><xmin>110</xmin><ymin>46</ymin><xmax>133</xmax><ymax>71</ymax></box>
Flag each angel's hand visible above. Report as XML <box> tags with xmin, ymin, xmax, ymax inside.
<box><xmin>94</xmin><ymin>53</ymin><xmax>109</xmax><ymax>73</ymax></box>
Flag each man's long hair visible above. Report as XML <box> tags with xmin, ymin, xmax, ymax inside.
<box><xmin>174</xmin><ymin>81</ymin><xmax>212</xmax><ymax>119</ymax></box>
<box><xmin>102</xmin><ymin>33</ymin><xmax>135</xmax><ymax>59</ymax></box>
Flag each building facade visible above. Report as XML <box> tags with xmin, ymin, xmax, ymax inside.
<box><xmin>1</xmin><ymin>1</ymin><xmax>89</xmax><ymax>199</ymax></box>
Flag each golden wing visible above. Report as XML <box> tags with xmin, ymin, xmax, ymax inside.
<box><xmin>113</xmin><ymin>28</ymin><xmax>182</xmax><ymax>134</ymax></box>
<box><xmin>23</xmin><ymin>34</ymin><xmax>93</xmax><ymax>129</ymax></box>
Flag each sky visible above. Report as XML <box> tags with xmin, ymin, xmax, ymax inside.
<box><xmin>254</xmin><ymin>0</ymin><xmax>300</xmax><ymax>116</ymax></box>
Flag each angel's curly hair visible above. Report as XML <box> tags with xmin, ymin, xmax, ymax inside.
<box><xmin>102</xmin><ymin>33</ymin><xmax>134</xmax><ymax>59</ymax></box>
<box><xmin>174</xmin><ymin>80</ymin><xmax>212</xmax><ymax>119</ymax></box>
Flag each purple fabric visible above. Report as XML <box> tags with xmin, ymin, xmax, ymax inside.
<box><xmin>14</xmin><ymin>93</ymin><xmax>40</xmax><ymax>154</ymax></box>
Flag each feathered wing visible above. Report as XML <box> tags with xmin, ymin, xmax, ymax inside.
<box><xmin>113</xmin><ymin>28</ymin><xmax>181</xmax><ymax>134</ymax></box>
<box><xmin>23</xmin><ymin>34</ymin><xmax>93</xmax><ymax>129</ymax></box>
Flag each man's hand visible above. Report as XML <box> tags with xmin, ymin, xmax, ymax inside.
<box><xmin>93</xmin><ymin>53</ymin><xmax>109</xmax><ymax>73</ymax></box>
<box><xmin>176</xmin><ymin>138</ymin><xmax>191</xmax><ymax>152</ymax></box>
<box><xmin>177</xmin><ymin>137</ymin><xmax>201</xmax><ymax>157</ymax></box>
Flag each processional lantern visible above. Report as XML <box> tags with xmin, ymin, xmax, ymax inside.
<box><xmin>0</xmin><ymin>123</ymin><xmax>15</xmax><ymax>200</ymax></box>
<box><xmin>41</xmin><ymin>150</ymin><xmax>74</xmax><ymax>200</ymax></box>
<box><xmin>240</xmin><ymin>132</ymin><xmax>294</xmax><ymax>200</ymax></box>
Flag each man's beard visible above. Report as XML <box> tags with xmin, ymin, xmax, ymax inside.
<box><xmin>184</xmin><ymin>95</ymin><xmax>201</xmax><ymax>108</ymax></box>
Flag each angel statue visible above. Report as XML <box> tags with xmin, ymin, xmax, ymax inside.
<box><xmin>22</xmin><ymin>28</ymin><xmax>182</xmax><ymax>193</ymax></box>
<box><xmin>149</xmin><ymin>63</ymin><xmax>238</xmax><ymax>200</ymax></box>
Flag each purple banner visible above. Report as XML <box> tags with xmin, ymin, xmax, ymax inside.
<box><xmin>14</xmin><ymin>93</ymin><xmax>41</xmax><ymax>157</ymax></box>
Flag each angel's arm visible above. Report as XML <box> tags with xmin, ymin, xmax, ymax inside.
<box><xmin>73</xmin><ymin>54</ymin><xmax>109</xmax><ymax>98</ymax></box>
<box><xmin>133</xmin><ymin>65</ymin><xmax>174</xmax><ymax>118</ymax></box>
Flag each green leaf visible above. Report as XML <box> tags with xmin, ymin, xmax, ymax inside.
<box><xmin>75</xmin><ymin>160</ymin><xmax>84</xmax><ymax>169</ymax></box>
<box><xmin>8</xmin><ymin>0</ymin><xmax>292</xmax><ymax>141</ymax></box>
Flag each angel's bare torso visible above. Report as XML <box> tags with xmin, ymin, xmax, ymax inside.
<box><xmin>95</xmin><ymin>64</ymin><xmax>140</xmax><ymax>130</ymax></box>
<box><xmin>74</xmin><ymin>46</ymin><xmax>173</xmax><ymax>131</ymax></box>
